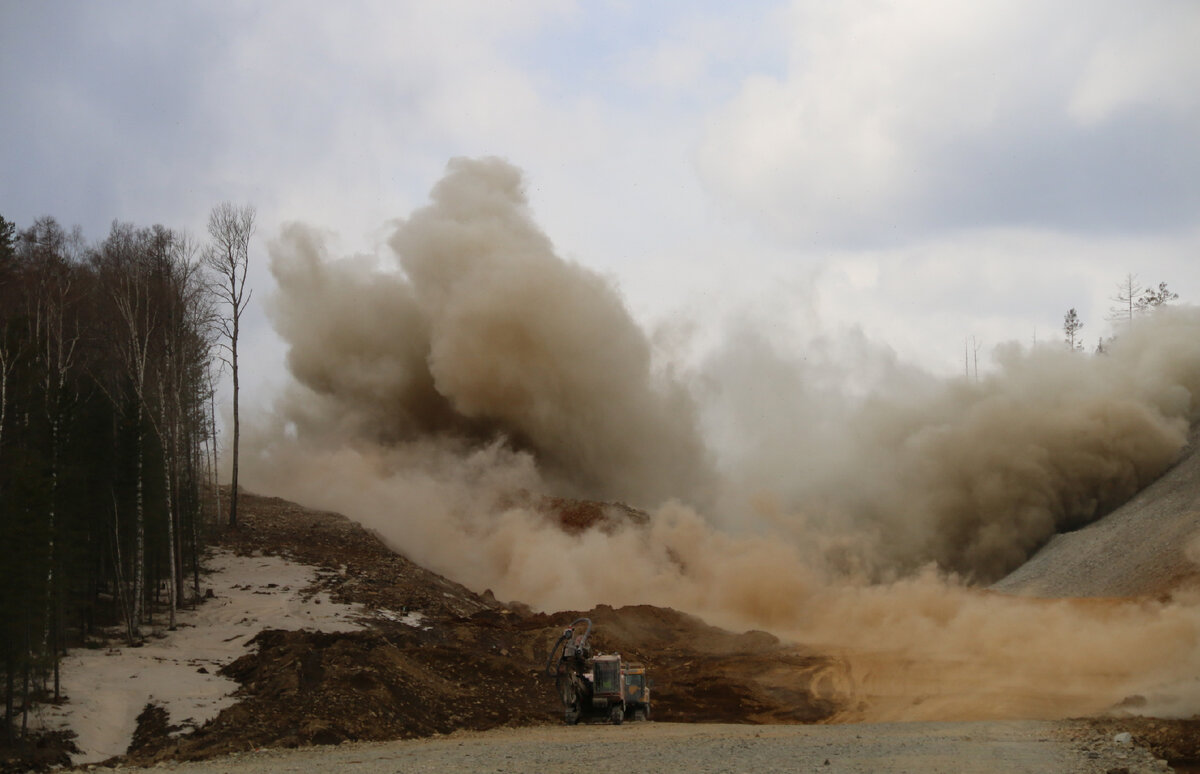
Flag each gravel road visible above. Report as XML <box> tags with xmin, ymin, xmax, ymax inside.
<box><xmin>93</xmin><ymin>721</ymin><xmax>1170</xmax><ymax>774</ymax></box>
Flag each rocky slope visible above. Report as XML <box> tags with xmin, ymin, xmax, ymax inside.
<box><xmin>993</xmin><ymin>426</ymin><xmax>1200</xmax><ymax>598</ymax></box>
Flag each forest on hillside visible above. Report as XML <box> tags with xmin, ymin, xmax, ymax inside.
<box><xmin>0</xmin><ymin>210</ymin><xmax>248</xmax><ymax>743</ymax></box>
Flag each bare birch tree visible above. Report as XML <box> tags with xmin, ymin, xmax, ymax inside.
<box><xmin>202</xmin><ymin>203</ymin><xmax>254</xmax><ymax>529</ymax></box>
<box><xmin>0</xmin><ymin>217</ymin><xmax>14</xmax><ymax>454</ymax></box>
<box><xmin>0</xmin><ymin>327</ymin><xmax>10</xmax><ymax>453</ymax></box>
<box><xmin>1107</xmin><ymin>274</ymin><xmax>1144</xmax><ymax>332</ymax></box>
<box><xmin>101</xmin><ymin>224</ymin><xmax>158</xmax><ymax>642</ymax></box>
<box><xmin>33</xmin><ymin>228</ymin><xmax>82</xmax><ymax>695</ymax></box>
<box><xmin>148</xmin><ymin>231</ymin><xmax>210</xmax><ymax>625</ymax></box>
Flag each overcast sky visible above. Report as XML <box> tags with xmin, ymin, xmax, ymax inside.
<box><xmin>3</xmin><ymin>0</ymin><xmax>1199</xmax><ymax>405</ymax></box>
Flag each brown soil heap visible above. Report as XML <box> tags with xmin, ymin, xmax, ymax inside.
<box><xmin>123</xmin><ymin>492</ymin><xmax>842</xmax><ymax>765</ymax></box>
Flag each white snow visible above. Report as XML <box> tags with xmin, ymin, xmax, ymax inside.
<box><xmin>35</xmin><ymin>549</ymin><xmax>363</xmax><ymax>764</ymax></box>
<box><xmin>376</xmin><ymin>608</ymin><xmax>431</xmax><ymax>630</ymax></box>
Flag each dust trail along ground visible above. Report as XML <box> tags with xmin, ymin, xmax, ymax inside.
<box><xmin>41</xmin><ymin>492</ymin><xmax>1197</xmax><ymax>772</ymax></box>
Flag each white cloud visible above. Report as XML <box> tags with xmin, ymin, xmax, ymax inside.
<box><xmin>811</xmin><ymin>227</ymin><xmax>1200</xmax><ymax>374</ymax></box>
<box><xmin>697</xmin><ymin>0</ymin><xmax>1200</xmax><ymax>244</ymax></box>
<box><xmin>1069</xmin><ymin>5</ymin><xmax>1200</xmax><ymax>125</ymax></box>
<box><xmin>3</xmin><ymin>0</ymin><xmax>1199</xmax><ymax>393</ymax></box>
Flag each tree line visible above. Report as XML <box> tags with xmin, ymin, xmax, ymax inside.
<box><xmin>0</xmin><ymin>205</ymin><xmax>252</xmax><ymax>743</ymax></box>
<box><xmin>1062</xmin><ymin>274</ymin><xmax>1179</xmax><ymax>353</ymax></box>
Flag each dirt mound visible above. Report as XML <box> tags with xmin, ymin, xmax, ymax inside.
<box><xmin>993</xmin><ymin>426</ymin><xmax>1200</xmax><ymax>598</ymax></box>
<box><xmin>1088</xmin><ymin>716</ymin><xmax>1200</xmax><ymax>770</ymax></box>
<box><xmin>499</xmin><ymin>491</ymin><xmax>650</xmax><ymax>535</ymax></box>
<box><xmin>134</xmin><ymin>626</ymin><xmax>554</xmax><ymax>761</ymax></box>
<box><xmin>216</xmin><ymin>495</ymin><xmax>499</xmax><ymax>618</ymax></box>
<box><xmin>121</xmin><ymin>492</ymin><xmax>844</xmax><ymax>765</ymax></box>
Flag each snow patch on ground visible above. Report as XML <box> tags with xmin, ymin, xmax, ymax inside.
<box><xmin>35</xmin><ymin>549</ymin><xmax>362</xmax><ymax>764</ymax></box>
<box><xmin>376</xmin><ymin>608</ymin><xmax>431</xmax><ymax>630</ymax></box>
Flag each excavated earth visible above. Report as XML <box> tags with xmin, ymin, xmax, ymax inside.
<box><xmin>13</xmin><ymin>439</ymin><xmax>1200</xmax><ymax>773</ymax></box>
<box><xmin>117</xmin><ymin>414</ymin><xmax>1200</xmax><ymax>773</ymax></box>
<box><xmin>117</xmin><ymin>493</ymin><xmax>841</xmax><ymax>765</ymax></box>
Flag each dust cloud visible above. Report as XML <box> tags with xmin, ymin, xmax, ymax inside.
<box><xmin>268</xmin><ymin>157</ymin><xmax>710</xmax><ymax>506</ymax></box>
<box><xmin>247</xmin><ymin>156</ymin><xmax>1200</xmax><ymax>721</ymax></box>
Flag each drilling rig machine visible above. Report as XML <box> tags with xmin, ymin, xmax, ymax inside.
<box><xmin>545</xmin><ymin>617</ymin><xmax>651</xmax><ymax>724</ymax></box>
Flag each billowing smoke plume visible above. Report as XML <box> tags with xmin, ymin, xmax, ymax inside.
<box><xmin>268</xmin><ymin>157</ymin><xmax>710</xmax><ymax>506</ymax></box>
<box><xmin>699</xmin><ymin>321</ymin><xmax>1198</xmax><ymax>582</ymax></box>
<box><xmin>249</xmin><ymin>157</ymin><xmax>1200</xmax><ymax>721</ymax></box>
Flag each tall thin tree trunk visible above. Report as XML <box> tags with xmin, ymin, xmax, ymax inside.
<box><xmin>132</xmin><ymin>401</ymin><xmax>144</xmax><ymax>641</ymax></box>
<box><xmin>111</xmin><ymin>492</ymin><xmax>135</xmax><ymax>647</ymax></box>
<box><xmin>41</xmin><ymin>412</ymin><xmax>57</xmax><ymax>653</ymax></box>
<box><xmin>203</xmin><ymin>201</ymin><xmax>254</xmax><ymax>529</ymax></box>
<box><xmin>20</xmin><ymin>610</ymin><xmax>29</xmax><ymax>739</ymax></box>
<box><xmin>171</xmin><ymin>376</ymin><xmax>185</xmax><ymax>608</ymax></box>
<box><xmin>209</xmin><ymin>383</ymin><xmax>221</xmax><ymax>528</ymax></box>
<box><xmin>188</xmin><ymin>432</ymin><xmax>201</xmax><ymax>601</ymax></box>
<box><xmin>4</xmin><ymin>648</ymin><xmax>13</xmax><ymax>744</ymax></box>
<box><xmin>159</xmin><ymin>392</ymin><xmax>177</xmax><ymax>630</ymax></box>
<box><xmin>0</xmin><ymin>346</ymin><xmax>8</xmax><ymax>742</ymax></box>
<box><xmin>52</xmin><ymin>603</ymin><xmax>60</xmax><ymax>700</ymax></box>
<box><xmin>175</xmin><ymin>482</ymin><xmax>185</xmax><ymax>607</ymax></box>
<box><xmin>229</xmin><ymin>323</ymin><xmax>239</xmax><ymax>528</ymax></box>
<box><xmin>0</xmin><ymin>344</ymin><xmax>8</xmax><ymax>452</ymax></box>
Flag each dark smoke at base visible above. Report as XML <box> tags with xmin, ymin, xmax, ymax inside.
<box><xmin>247</xmin><ymin>156</ymin><xmax>1200</xmax><ymax>720</ymax></box>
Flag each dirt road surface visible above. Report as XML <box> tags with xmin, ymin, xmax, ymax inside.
<box><xmin>92</xmin><ymin>721</ymin><xmax>1169</xmax><ymax>774</ymax></box>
